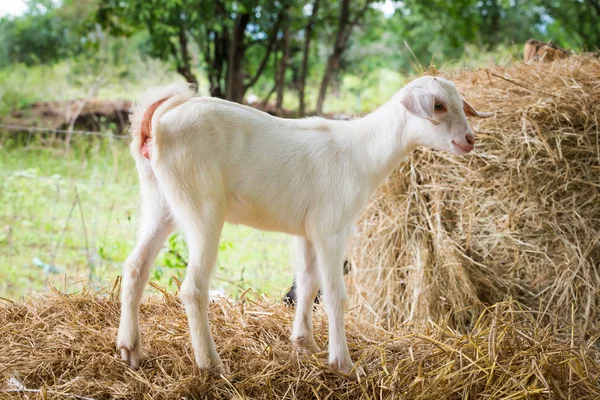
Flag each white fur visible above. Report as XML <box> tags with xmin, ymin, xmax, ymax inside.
<box><xmin>117</xmin><ymin>76</ymin><xmax>491</xmax><ymax>375</ymax></box>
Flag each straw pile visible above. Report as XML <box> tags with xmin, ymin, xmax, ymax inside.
<box><xmin>351</xmin><ymin>55</ymin><xmax>600</xmax><ymax>332</ymax></box>
<box><xmin>1</xmin><ymin>286</ymin><xmax>599</xmax><ymax>399</ymax></box>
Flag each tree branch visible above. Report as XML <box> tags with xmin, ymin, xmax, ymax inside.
<box><xmin>299</xmin><ymin>0</ymin><xmax>321</xmax><ymax>116</ymax></box>
<box><xmin>246</xmin><ymin>38</ymin><xmax>270</xmax><ymax>48</ymax></box>
<box><xmin>169</xmin><ymin>25</ymin><xmax>198</xmax><ymax>85</ymax></box>
<box><xmin>349</xmin><ymin>0</ymin><xmax>373</xmax><ymax>27</ymax></box>
<box><xmin>588</xmin><ymin>0</ymin><xmax>600</xmax><ymax>17</ymax></box>
<box><xmin>244</xmin><ymin>17</ymin><xmax>283</xmax><ymax>90</ymax></box>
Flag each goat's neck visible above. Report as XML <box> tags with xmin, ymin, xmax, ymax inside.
<box><xmin>349</xmin><ymin>100</ymin><xmax>415</xmax><ymax>191</ymax></box>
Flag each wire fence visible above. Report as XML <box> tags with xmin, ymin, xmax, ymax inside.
<box><xmin>0</xmin><ymin>124</ymin><xmax>293</xmax><ymax>300</ymax></box>
<box><xmin>0</xmin><ymin>123</ymin><xmax>130</xmax><ymax>139</ymax></box>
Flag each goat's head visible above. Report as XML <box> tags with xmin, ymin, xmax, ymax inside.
<box><xmin>400</xmin><ymin>76</ymin><xmax>493</xmax><ymax>155</ymax></box>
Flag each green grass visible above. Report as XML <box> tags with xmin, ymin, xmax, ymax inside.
<box><xmin>0</xmin><ymin>132</ymin><xmax>294</xmax><ymax>300</ymax></box>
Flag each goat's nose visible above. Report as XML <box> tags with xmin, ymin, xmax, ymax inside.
<box><xmin>465</xmin><ymin>134</ymin><xmax>475</xmax><ymax>146</ymax></box>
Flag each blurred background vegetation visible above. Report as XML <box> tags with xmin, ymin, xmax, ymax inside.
<box><xmin>1</xmin><ymin>0</ymin><xmax>598</xmax><ymax>114</ymax></box>
<box><xmin>0</xmin><ymin>0</ymin><xmax>598</xmax><ymax>300</ymax></box>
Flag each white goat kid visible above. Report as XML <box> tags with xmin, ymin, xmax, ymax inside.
<box><xmin>117</xmin><ymin>76</ymin><xmax>492</xmax><ymax>376</ymax></box>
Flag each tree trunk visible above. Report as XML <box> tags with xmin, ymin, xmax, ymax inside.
<box><xmin>174</xmin><ymin>25</ymin><xmax>199</xmax><ymax>87</ymax></box>
<box><xmin>262</xmin><ymin>40</ymin><xmax>280</xmax><ymax>106</ymax></box>
<box><xmin>298</xmin><ymin>0</ymin><xmax>320</xmax><ymax>116</ymax></box>
<box><xmin>275</xmin><ymin>25</ymin><xmax>290</xmax><ymax>112</ymax></box>
<box><xmin>206</xmin><ymin>30</ymin><xmax>228</xmax><ymax>98</ymax></box>
<box><xmin>261</xmin><ymin>85</ymin><xmax>277</xmax><ymax>106</ymax></box>
<box><xmin>226</xmin><ymin>13</ymin><xmax>250</xmax><ymax>103</ymax></box>
<box><xmin>176</xmin><ymin>64</ymin><xmax>199</xmax><ymax>87</ymax></box>
<box><xmin>207</xmin><ymin>1</ymin><xmax>229</xmax><ymax>98</ymax></box>
<box><xmin>244</xmin><ymin>14</ymin><xmax>283</xmax><ymax>94</ymax></box>
<box><xmin>487</xmin><ymin>0</ymin><xmax>501</xmax><ymax>49</ymax></box>
<box><xmin>316</xmin><ymin>0</ymin><xmax>350</xmax><ymax>115</ymax></box>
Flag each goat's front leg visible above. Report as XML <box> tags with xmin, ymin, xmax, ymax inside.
<box><xmin>290</xmin><ymin>237</ymin><xmax>321</xmax><ymax>355</ymax></box>
<box><xmin>312</xmin><ymin>232</ymin><xmax>354</xmax><ymax>375</ymax></box>
<box><xmin>118</xmin><ymin>196</ymin><xmax>173</xmax><ymax>368</ymax></box>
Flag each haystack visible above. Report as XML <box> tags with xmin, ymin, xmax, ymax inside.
<box><xmin>1</xmin><ymin>287</ymin><xmax>599</xmax><ymax>399</ymax></box>
<box><xmin>351</xmin><ymin>55</ymin><xmax>600</xmax><ymax>332</ymax></box>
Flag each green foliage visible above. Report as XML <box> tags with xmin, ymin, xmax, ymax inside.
<box><xmin>0</xmin><ymin>0</ymin><xmax>99</xmax><ymax>67</ymax></box>
<box><xmin>342</xmin><ymin>0</ymin><xmax>598</xmax><ymax>76</ymax></box>
<box><xmin>97</xmin><ymin>0</ymin><xmax>294</xmax><ymax>99</ymax></box>
<box><xmin>538</xmin><ymin>0</ymin><xmax>600</xmax><ymax>49</ymax></box>
<box><xmin>153</xmin><ymin>233</ymin><xmax>187</xmax><ymax>287</ymax></box>
<box><xmin>1</xmin><ymin>0</ymin><xmax>598</xmax><ymax>109</ymax></box>
<box><xmin>356</xmin><ymin>0</ymin><xmax>538</xmax><ymax>71</ymax></box>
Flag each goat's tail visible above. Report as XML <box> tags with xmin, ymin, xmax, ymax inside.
<box><xmin>129</xmin><ymin>82</ymin><xmax>196</xmax><ymax>159</ymax></box>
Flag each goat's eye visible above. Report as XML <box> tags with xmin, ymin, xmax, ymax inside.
<box><xmin>434</xmin><ymin>102</ymin><xmax>444</xmax><ymax>111</ymax></box>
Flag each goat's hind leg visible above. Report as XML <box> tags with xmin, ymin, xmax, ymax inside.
<box><xmin>157</xmin><ymin>172</ymin><xmax>226</xmax><ymax>374</ymax></box>
<box><xmin>118</xmin><ymin>165</ymin><xmax>174</xmax><ymax>368</ymax></box>
<box><xmin>180</xmin><ymin>201</ymin><xmax>225</xmax><ymax>374</ymax></box>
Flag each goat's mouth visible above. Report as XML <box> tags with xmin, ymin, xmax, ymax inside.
<box><xmin>451</xmin><ymin>140</ymin><xmax>474</xmax><ymax>154</ymax></box>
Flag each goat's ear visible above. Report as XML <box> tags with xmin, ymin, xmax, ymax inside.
<box><xmin>463</xmin><ymin>99</ymin><xmax>494</xmax><ymax>118</ymax></box>
<box><xmin>401</xmin><ymin>88</ymin><xmax>439</xmax><ymax>125</ymax></box>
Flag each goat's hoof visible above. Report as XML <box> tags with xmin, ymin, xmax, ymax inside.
<box><xmin>117</xmin><ymin>323</ymin><xmax>142</xmax><ymax>368</ymax></box>
<box><xmin>197</xmin><ymin>356</ymin><xmax>228</xmax><ymax>377</ymax></box>
<box><xmin>330</xmin><ymin>358</ymin><xmax>360</xmax><ymax>380</ymax></box>
<box><xmin>212</xmin><ymin>363</ymin><xmax>227</xmax><ymax>376</ymax></box>
<box><xmin>292</xmin><ymin>337</ymin><xmax>321</xmax><ymax>355</ymax></box>
<box><xmin>200</xmin><ymin>362</ymin><xmax>227</xmax><ymax>377</ymax></box>
<box><xmin>118</xmin><ymin>343</ymin><xmax>143</xmax><ymax>369</ymax></box>
<box><xmin>346</xmin><ymin>366</ymin><xmax>365</xmax><ymax>381</ymax></box>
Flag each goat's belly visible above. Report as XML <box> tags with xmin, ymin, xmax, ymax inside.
<box><xmin>224</xmin><ymin>195</ymin><xmax>304</xmax><ymax>236</ymax></box>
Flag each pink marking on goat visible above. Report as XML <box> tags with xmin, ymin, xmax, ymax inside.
<box><xmin>140</xmin><ymin>98</ymin><xmax>169</xmax><ymax>159</ymax></box>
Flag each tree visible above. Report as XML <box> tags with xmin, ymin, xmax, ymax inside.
<box><xmin>98</xmin><ymin>0</ymin><xmax>287</xmax><ymax>103</ymax></box>
<box><xmin>0</xmin><ymin>0</ymin><xmax>96</xmax><ymax>67</ymax></box>
<box><xmin>537</xmin><ymin>0</ymin><xmax>600</xmax><ymax>49</ymax></box>
<box><xmin>315</xmin><ymin>0</ymin><xmax>373</xmax><ymax>115</ymax></box>
<box><xmin>275</xmin><ymin>24</ymin><xmax>290</xmax><ymax>111</ymax></box>
<box><xmin>298</xmin><ymin>0</ymin><xmax>320</xmax><ymax>116</ymax></box>
<box><xmin>4</xmin><ymin>0</ymin><xmax>598</xmax><ymax>114</ymax></box>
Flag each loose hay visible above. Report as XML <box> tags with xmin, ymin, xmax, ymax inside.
<box><xmin>351</xmin><ymin>55</ymin><xmax>600</xmax><ymax>332</ymax></box>
<box><xmin>1</xmin><ymin>287</ymin><xmax>599</xmax><ymax>399</ymax></box>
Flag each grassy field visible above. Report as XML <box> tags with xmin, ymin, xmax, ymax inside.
<box><xmin>0</xmin><ymin>132</ymin><xmax>294</xmax><ymax>300</ymax></box>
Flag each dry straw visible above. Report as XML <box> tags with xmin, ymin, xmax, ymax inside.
<box><xmin>351</xmin><ymin>55</ymin><xmax>600</xmax><ymax>333</ymax></box>
<box><xmin>1</xmin><ymin>284</ymin><xmax>599</xmax><ymax>399</ymax></box>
